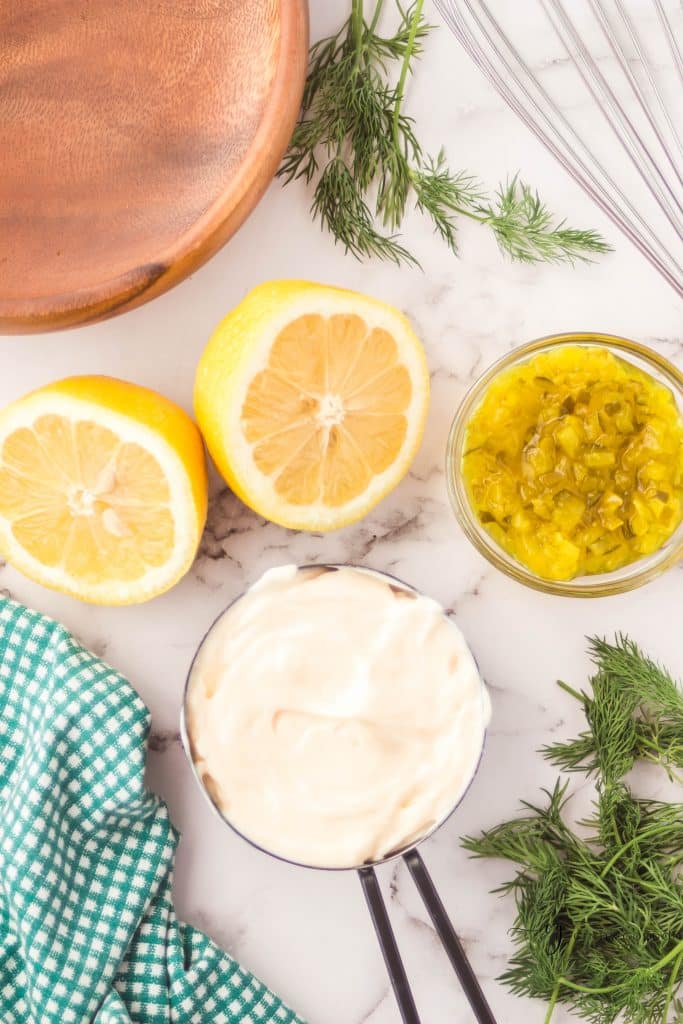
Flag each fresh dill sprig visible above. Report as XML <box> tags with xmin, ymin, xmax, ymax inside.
<box><xmin>279</xmin><ymin>0</ymin><xmax>611</xmax><ymax>267</ymax></box>
<box><xmin>463</xmin><ymin>635</ymin><xmax>683</xmax><ymax>1024</ymax></box>
<box><xmin>544</xmin><ymin>634</ymin><xmax>683</xmax><ymax>783</ymax></box>
<box><xmin>476</xmin><ymin>179</ymin><xmax>612</xmax><ymax>266</ymax></box>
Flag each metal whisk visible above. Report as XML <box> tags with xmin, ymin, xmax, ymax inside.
<box><xmin>433</xmin><ymin>0</ymin><xmax>683</xmax><ymax>297</ymax></box>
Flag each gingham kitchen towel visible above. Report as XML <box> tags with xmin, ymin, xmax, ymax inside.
<box><xmin>0</xmin><ymin>596</ymin><xmax>305</xmax><ymax>1024</ymax></box>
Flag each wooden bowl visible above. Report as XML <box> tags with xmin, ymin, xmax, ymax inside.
<box><xmin>0</xmin><ymin>0</ymin><xmax>308</xmax><ymax>333</ymax></box>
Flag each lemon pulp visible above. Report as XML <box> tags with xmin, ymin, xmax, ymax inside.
<box><xmin>243</xmin><ymin>313</ymin><xmax>412</xmax><ymax>507</ymax></box>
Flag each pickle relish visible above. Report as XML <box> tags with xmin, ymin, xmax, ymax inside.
<box><xmin>461</xmin><ymin>346</ymin><xmax>683</xmax><ymax>580</ymax></box>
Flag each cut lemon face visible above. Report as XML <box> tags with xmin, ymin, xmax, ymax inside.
<box><xmin>194</xmin><ymin>281</ymin><xmax>430</xmax><ymax>531</ymax></box>
<box><xmin>0</xmin><ymin>377</ymin><xmax>207</xmax><ymax>604</ymax></box>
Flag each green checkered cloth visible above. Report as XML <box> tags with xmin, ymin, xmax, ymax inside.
<box><xmin>0</xmin><ymin>596</ymin><xmax>305</xmax><ymax>1024</ymax></box>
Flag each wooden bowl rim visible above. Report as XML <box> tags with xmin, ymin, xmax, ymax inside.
<box><xmin>1</xmin><ymin>0</ymin><xmax>308</xmax><ymax>333</ymax></box>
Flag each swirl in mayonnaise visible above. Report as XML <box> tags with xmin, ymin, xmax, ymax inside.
<box><xmin>186</xmin><ymin>565</ymin><xmax>490</xmax><ymax>869</ymax></box>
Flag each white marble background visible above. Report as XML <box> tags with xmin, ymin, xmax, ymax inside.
<box><xmin>1</xmin><ymin>2</ymin><xmax>681</xmax><ymax>1022</ymax></box>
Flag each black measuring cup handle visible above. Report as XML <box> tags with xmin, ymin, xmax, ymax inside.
<box><xmin>359</xmin><ymin>866</ymin><xmax>421</xmax><ymax>1024</ymax></box>
<box><xmin>404</xmin><ymin>849</ymin><xmax>497</xmax><ymax>1023</ymax></box>
<box><xmin>358</xmin><ymin>851</ymin><xmax>497</xmax><ymax>1024</ymax></box>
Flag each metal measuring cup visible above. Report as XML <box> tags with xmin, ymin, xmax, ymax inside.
<box><xmin>181</xmin><ymin>565</ymin><xmax>497</xmax><ymax>1024</ymax></box>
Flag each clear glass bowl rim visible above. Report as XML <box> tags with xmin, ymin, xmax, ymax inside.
<box><xmin>446</xmin><ymin>332</ymin><xmax>683</xmax><ymax>597</ymax></box>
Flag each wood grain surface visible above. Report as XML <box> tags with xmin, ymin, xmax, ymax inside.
<box><xmin>0</xmin><ymin>0</ymin><xmax>307</xmax><ymax>333</ymax></box>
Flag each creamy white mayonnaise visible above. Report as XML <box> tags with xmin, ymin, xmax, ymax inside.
<box><xmin>186</xmin><ymin>565</ymin><xmax>490</xmax><ymax>868</ymax></box>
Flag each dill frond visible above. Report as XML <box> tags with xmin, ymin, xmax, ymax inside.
<box><xmin>463</xmin><ymin>635</ymin><xmax>683</xmax><ymax>1024</ymax></box>
<box><xmin>279</xmin><ymin>1</ymin><xmax>611</xmax><ymax>267</ymax></box>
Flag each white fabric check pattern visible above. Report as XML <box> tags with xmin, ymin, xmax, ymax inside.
<box><xmin>0</xmin><ymin>597</ymin><xmax>304</xmax><ymax>1024</ymax></box>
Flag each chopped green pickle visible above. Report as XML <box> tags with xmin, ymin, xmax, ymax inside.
<box><xmin>462</xmin><ymin>346</ymin><xmax>683</xmax><ymax>580</ymax></box>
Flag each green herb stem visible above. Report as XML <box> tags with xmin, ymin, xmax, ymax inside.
<box><xmin>556</xmin><ymin>680</ymin><xmax>585</xmax><ymax>702</ymax></box>
<box><xmin>391</xmin><ymin>0</ymin><xmax>424</xmax><ymax>149</ymax></box>
<box><xmin>367</xmin><ymin>0</ymin><xmax>386</xmax><ymax>35</ymax></box>
<box><xmin>544</xmin><ymin>927</ymin><xmax>578</xmax><ymax>1024</ymax></box>
<box><xmin>598</xmin><ymin>816</ymin><xmax>667</xmax><ymax>880</ymax></box>
<box><xmin>555</xmin><ymin>978</ymin><xmax>621</xmax><ymax>996</ymax></box>
<box><xmin>555</xmin><ymin>938</ymin><xmax>683</xmax><ymax>996</ymax></box>
<box><xmin>351</xmin><ymin>0</ymin><xmax>365</xmax><ymax>57</ymax></box>
<box><xmin>654</xmin><ymin>939</ymin><xmax>683</xmax><ymax>974</ymax></box>
<box><xmin>663</xmin><ymin>948</ymin><xmax>682</xmax><ymax>1023</ymax></box>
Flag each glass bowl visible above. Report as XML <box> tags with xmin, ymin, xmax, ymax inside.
<box><xmin>446</xmin><ymin>332</ymin><xmax>683</xmax><ymax>597</ymax></box>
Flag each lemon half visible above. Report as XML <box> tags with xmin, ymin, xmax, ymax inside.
<box><xmin>194</xmin><ymin>281</ymin><xmax>430</xmax><ymax>531</ymax></box>
<box><xmin>0</xmin><ymin>376</ymin><xmax>207</xmax><ymax>604</ymax></box>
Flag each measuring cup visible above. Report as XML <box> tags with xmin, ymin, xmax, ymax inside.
<box><xmin>181</xmin><ymin>565</ymin><xmax>497</xmax><ymax>1024</ymax></box>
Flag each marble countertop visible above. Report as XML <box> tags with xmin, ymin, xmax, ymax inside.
<box><xmin>1</xmin><ymin>3</ymin><xmax>681</xmax><ymax>1022</ymax></box>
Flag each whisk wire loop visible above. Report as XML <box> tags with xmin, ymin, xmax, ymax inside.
<box><xmin>434</xmin><ymin>0</ymin><xmax>683</xmax><ymax>296</ymax></box>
